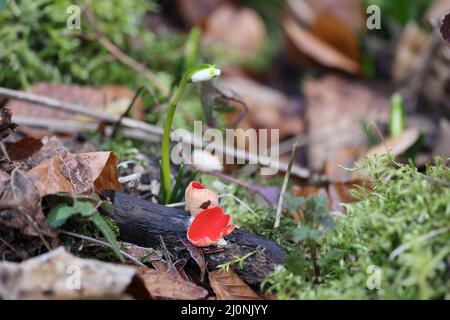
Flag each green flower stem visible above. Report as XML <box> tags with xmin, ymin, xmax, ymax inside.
<box><xmin>161</xmin><ymin>74</ymin><xmax>189</xmax><ymax>203</ymax></box>
<box><xmin>161</xmin><ymin>64</ymin><xmax>219</xmax><ymax>203</ymax></box>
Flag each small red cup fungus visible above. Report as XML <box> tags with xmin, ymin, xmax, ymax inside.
<box><xmin>185</xmin><ymin>181</ymin><xmax>219</xmax><ymax>217</ymax></box>
<box><xmin>187</xmin><ymin>206</ymin><xmax>235</xmax><ymax>247</ymax></box>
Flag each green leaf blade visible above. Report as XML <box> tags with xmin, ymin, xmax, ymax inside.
<box><xmin>47</xmin><ymin>204</ymin><xmax>78</xmax><ymax>228</ymax></box>
<box><xmin>89</xmin><ymin>214</ymin><xmax>123</xmax><ymax>261</ymax></box>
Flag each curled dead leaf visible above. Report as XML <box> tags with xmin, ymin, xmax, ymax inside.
<box><xmin>181</xmin><ymin>239</ymin><xmax>206</xmax><ymax>282</ymax></box>
<box><xmin>137</xmin><ymin>267</ymin><xmax>208</xmax><ymax>300</ymax></box>
<box><xmin>209</xmin><ymin>269</ymin><xmax>262</xmax><ymax>300</ymax></box>
<box><xmin>284</xmin><ymin>16</ymin><xmax>360</xmax><ymax>74</ymax></box>
<box><xmin>363</xmin><ymin>128</ymin><xmax>421</xmax><ymax>160</ymax></box>
<box><xmin>27</xmin><ymin>151</ymin><xmax>121</xmax><ymax>197</ymax></box>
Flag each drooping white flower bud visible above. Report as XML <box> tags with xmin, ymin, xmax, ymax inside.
<box><xmin>190</xmin><ymin>67</ymin><xmax>221</xmax><ymax>83</ymax></box>
<box><xmin>192</xmin><ymin>149</ymin><xmax>223</xmax><ymax>172</ymax></box>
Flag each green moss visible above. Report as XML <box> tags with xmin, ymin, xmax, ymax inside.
<box><xmin>0</xmin><ymin>0</ymin><xmax>182</xmax><ymax>90</ymax></box>
<box><xmin>263</xmin><ymin>156</ymin><xmax>450</xmax><ymax>299</ymax></box>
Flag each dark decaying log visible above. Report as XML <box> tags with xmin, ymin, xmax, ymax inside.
<box><xmin>105</xmin><ymin>191</ymin><xmax>285</xmax><ymax>287</ymax></box>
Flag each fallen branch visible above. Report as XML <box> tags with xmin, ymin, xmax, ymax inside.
<box><xmin>104</xmin><ymin>191</ymin><xmax>285</xmax><ymax>287</ymax></box>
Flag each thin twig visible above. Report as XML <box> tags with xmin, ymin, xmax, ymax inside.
<box><xmin>274</xmin><ymin>143</ymin><xmax>298</xmax><ymax>228</ymax></box>
<box><xmin>83</xmin><ymin>6</ymin><xmax>169</xmax><ymax>97</ymax></box>
<box><xmin>61</xmin><ymin>230</ymin><xmax>147</xmax><ymax>267</ymax></box>
<box><xmin>12</xmin><ymin>116</ymin><xmax>162</xmax><ymax>143</ymax></box>
<box><xmin>21</xmin><ymin>211</ymin><xmax>52</xmax><ymax>251</ymax></box>
<box><xmin>0</xmin><ymin>235</ymin><xmax>17</xmax><ymax>253</ymax></box>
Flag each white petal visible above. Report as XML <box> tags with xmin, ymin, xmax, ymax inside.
<box><xmin>192</xmin><ymin>149</ymin><xmax>223</xmax><ymax>171</ymax></box>
<box><xmin>191</xmin><ymin>68</ymin><xmax>221</xmax><ymax>82</ymax></box>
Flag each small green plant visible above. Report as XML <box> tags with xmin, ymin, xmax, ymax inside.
<box><xmin>283</xmin><ymin>193</ymin><xmax>336</xmax><ymax>282</ymax></box>
<box><xmin>389</xmin><ymin>93</ymin><xmax>406</xmax><ymax>137</ymax></box>
<box><xmin>160</xmin><ymin>64</ymin><xmax>221</xmax><ymax>203</ymax></box>
<box><xmin>47</xmin><ymin>193</ymin><xmax>123</xmax><ymax>260</ymax></box>
<box><xmin>217</xmin><ymin>248</ymin><xmax>264</xmax><ymax>272</ymax></box>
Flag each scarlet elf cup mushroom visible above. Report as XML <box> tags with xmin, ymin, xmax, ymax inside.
<box><xmin>185</xmin><ymin>181</ymin><xmax>219</xmax><ymax>217</ymax></box>
<box><xmin>187</xmin><ymin>206</ymin><xmax>235</xmax><ymax>247</ymax></box>
<box><xmin>185</xmin><ymin>181</ymin><xmax>235</xmax><ymax>247</ymax></box>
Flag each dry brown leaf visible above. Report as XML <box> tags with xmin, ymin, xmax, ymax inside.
<box><xmin>0</xmin><ymin>247</ymin><xmax>148</xmax><ymax>299</ymax></box>
<box><xmin>182</xmin><ymin>239</ymin><xmax>206</xmax><ymax>282</ymax></box>
<box><xmin>5</xmin><ymin>137</ymin><xmax>43</xmax><ymax>161</ymax></box>
<box><xmin>137</xmin><ymin>268</ymin><xmax>208</xmax><ymax>300</ymax></box>
<box><xmin>328</xmin><ymin>180</ymin><xmax>368</xmax><ymax>212</ymax></box>
<box><xmin>363</xmin><ymin>128</ymin><xmax>421</xmax><ymax>159</ymax></box>
<box><xmin>304</xmin><ymin>0</ymin><xmax>364</xmax><ymax>31</ymax></box>
<box><xmin>324</xmin><ymin>146</ymin><xmax>365</xmax><ymax>181</ymax></box>
<box><xmin>310</xmin><ymin>11</ymin><xmax>360</xmax><ymax>63</ymax></box>
<box><xmin>26</xmin><ymin>136</ymin><xmax>68</xmax><ymax>168</ymax></box>
<box><xmin>304</xmin><ymin>75</ymin><xmax>389</xmax><ymax>170</ymax></box>
<box><xmin>323</xmin><ymin>146</ymin><xmax>367</xmax><ymax>211</ymax></box>
<box><xmin>284</xmin><ymin>17</ymin><xmax>360</xmax><ymax>74</ymax></box>
<box><xmin>209</xmin><ymin>269</ymin><xmax>262</xmax><ymax>300</ymax></box>
<box><xmin>0</xmin><ymin>169</ymin><xmax>55</xmax><ymax>237</ymax></box>
<box><xmin>292</xmin><ymin>185</ymin><xmax>326</xmax><ymax>198</ymax></box>
<box><xmin>27</xmin><ymin>151</ymin><xmax>121</xmax><ymax>197</ymax></box>
<box><xmin>203</xmin><ymin>4</ymin><xmax>266</xmax><ymax>60</ymax></box>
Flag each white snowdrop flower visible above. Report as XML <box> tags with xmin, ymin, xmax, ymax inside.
<box><xmin>191</xmin><ymin>149</ymin><xmax>223</xmax><ymax>171</ymax></box>
<box><xmin>190</xmin><ymin>67</ymin><xmax>221</xmax><ymax>83</ymax></box>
